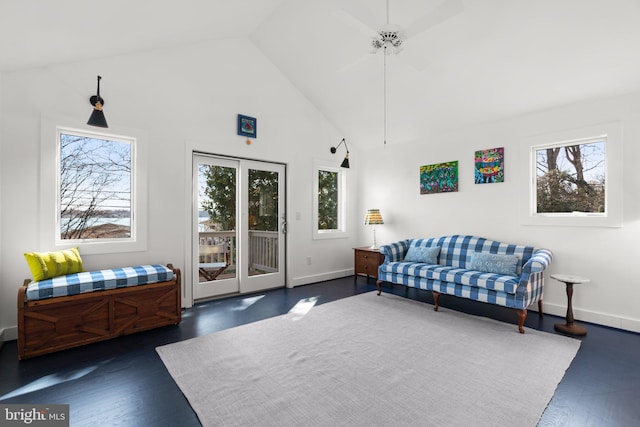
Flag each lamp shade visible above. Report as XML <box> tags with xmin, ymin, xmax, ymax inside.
<box><xmin>340</xmin><ymin>153</ymin><xmax>350</xmax><ymax>168</ymax></box>
<box><xmin>87</xmin><ymin>105</ymin><xmax>108</xmax><ymax>128</ymax></box>
<box><xmin>364</xmin><ymin>209</ymin><xmax>384</xmax><ymax>225</ymax></box>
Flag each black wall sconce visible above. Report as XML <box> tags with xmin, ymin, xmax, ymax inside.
<box><xmin>330</xmin><ymin>138</ymin><xmax>350</xmax><ymax>168</ymax></box>
<box><xmin>87</xmin><ymin>75</ymin><xmax>108</xmax><ymax>128</ymax></box>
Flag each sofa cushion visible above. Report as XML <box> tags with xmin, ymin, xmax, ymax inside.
<box><xmin>26</xmin><ymin>264</ymin><xmax>174</xmax><ymax>301</ymax></box>
<box><xmin>470</xmin><ymin>252</ymin><xmax>519</xmax><ymax>276</ymax></box>
<box><xmin>380</xmin><ymin>262</ymin><xmax>520</xmax><ymax>294</ymax></box>
<box><xmin>423</xmin><ymin>266</ymin><xmax>520</xmax><ymax>294</ymax></box>
<box><xmin>404</xmin><ymin>243</ymin><xmax>440</xmax><ymax>264</ymax></box>
<box><xmin>381</xmin><ymin>261</ymin><xmax>448</xmax><ymax>278</ymax></box>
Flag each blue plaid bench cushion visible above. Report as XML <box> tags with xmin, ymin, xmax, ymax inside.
<box><xmin>26</xmin><ymin>264</ymin><xmax>175</xmax><ymax>301</ymax></box>
<box><xmin>380</xmin><ymin>262</ymin><xmax>520</xmax><ymax>294</ymax></box>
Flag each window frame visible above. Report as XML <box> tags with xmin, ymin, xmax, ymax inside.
<box><xmin>40</xmin><ymin>119</ymin><xmax>148</xmax><ymax>254</ymax></box>
<box><xmin>313</xmin><ymin>160</ymin><xmax>348</xmax><ymax>239</ymax></box>
<box><xmin>520</xmin><ymin>122</ymin><xmax>622</xmax><ymax>228</ymax></box>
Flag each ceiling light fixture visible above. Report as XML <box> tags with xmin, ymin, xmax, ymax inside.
<box><xmin>370</xmin><ymin>0</ymin><xmax>405</xmax><ymax>55</ymax></box>
<box><xmin>87</xmin><ymin>75</ymin><xmax>108</xmax><ymax>128</ymax></box>
<box><xmin>330</xmin><ymin>138</ymin><xmax>350</xmax><ymax>168</ymax></box>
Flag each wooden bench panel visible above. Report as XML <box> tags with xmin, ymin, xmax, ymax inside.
<box><xmin>18</xmin><ymin>267</ymin><xmax>181</xmax><ymax>360</ymax></box>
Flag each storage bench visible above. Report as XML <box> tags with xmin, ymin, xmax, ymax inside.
<box><xmin>17</xmin><ymin>264</ymin><xmax>181</xmax><ymax>359</ymax></box>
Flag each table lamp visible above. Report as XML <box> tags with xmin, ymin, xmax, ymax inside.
<box><xmin>364</xmin><ymin>209</ymin><xmax>384</xmax><ymax>248</ymax></box>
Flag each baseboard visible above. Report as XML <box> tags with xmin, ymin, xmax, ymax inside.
<box><xmin>0</xmin><ymin>326</ymin><xmax>18</xmax><ymax>349</ymax></box>
<box><xmin>288</xmin><ymin>269</ymin><xmax>353</xmax><ymax>288</ymax></box>
<box><xmin>534</xmin><ymin>302</ymin><xmax>640</xmax><ymax>333</ymax></box>
<box><xmin>1</xmin><ymin>326</ymin><xmax>17</xmax><ymax>342</ymax></box>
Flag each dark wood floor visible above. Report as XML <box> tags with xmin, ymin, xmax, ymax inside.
<box><xmin>1</xmin><ymin>277</ymin><xmax>639</xmax><ymax>426</ymax></box>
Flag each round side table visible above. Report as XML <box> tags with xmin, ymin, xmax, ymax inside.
<box><xmin>551</xmin><ymin>274</ymin><xmax>589</xmax><ymax>336</ymax></box>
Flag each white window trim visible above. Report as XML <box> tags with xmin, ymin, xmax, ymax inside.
<box><xmin>519</xmin><ymin>122</ymin><xmax>623</xmax><ymax>228</ymax></box>
<box><xmin>313</xmin><ymin>160</ymin><xmax>348</xmax><ymax>239</ymax></box>
<box><xmin>40</xmin><ymin>117</ymin><xmax>148</xmax><ymax>254</ymax></box>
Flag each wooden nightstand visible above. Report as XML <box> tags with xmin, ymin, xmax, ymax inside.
<box><xmin>354</xmin><ymin>247</ymin><xmax>385</xmax><ymax>282</ymax></box>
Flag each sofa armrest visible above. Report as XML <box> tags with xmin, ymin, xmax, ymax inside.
<box><xmin>521</xmin><ymin>249</ymin><xmax>553</xmax><ymax>274</ymax></box>
<box><xmin>379</xmin><ymin>240</ymin><xmax>410</xmax><ymax>263</ymax></box>
<box><xmin>515</xmin><ymin>249</ymin><xmax>552</xmax><ymax>307</ymax></box>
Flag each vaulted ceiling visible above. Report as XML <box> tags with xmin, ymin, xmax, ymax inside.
<box><xmin>3</xmin><ymin>0</ymin><xmax>640</xmax><ymax>148</ymax></box>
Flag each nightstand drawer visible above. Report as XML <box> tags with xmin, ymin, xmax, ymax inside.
<box><xmin>353</xmin><ymin>247</ymin><xmax>385</xmax><ymax>281</ymax></box>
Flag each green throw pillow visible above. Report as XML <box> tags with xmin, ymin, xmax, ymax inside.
<box><xmin>24</xmin><ymin>247</ymin><xmax>84</xmax><ymax>281</ymax></box>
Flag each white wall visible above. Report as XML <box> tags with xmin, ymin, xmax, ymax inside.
<box><xmin>0</xmin><ymin>73</ymin><xmax>4</xmax><ymax>346</ymax></box>
<box><xmin>0</xmin><ymin>38</ymin><xmax>359</xmax><ymax>339</ymax></box>
<box><xmin>357</xmin><ymin>91</ymin><xmax>640</xmax><ymax>332</ymax></box>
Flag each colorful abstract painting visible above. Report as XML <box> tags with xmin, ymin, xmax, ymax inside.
<box><xmin>420</xmin><ymin>161</ymin><xmax>458</xmax><ymax>194</ymax></box>
<box><xmin>475</xmin><ymin>147</ymin><xmax>504</xmax><ymax>184</ymax></box>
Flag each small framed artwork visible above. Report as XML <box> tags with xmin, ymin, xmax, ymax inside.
<box><xmin>475</xmin><ymin>147</ymin><xmax>504</xmax><ymax>184</ymax></box>
<box><xmin>420</xmin><ymin>161</ymin><xmax>458</xmax><ymax>194</ymax></box>
<box><xmin>237</xmin><ymin>114</ymin><xmax>257</xmax><ymax>138</ymax></box>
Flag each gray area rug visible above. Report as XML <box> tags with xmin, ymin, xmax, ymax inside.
<box><xmin>157</xmin><ymin>292</ymin><xmax>580</xmax><ymax>427</ymax></box>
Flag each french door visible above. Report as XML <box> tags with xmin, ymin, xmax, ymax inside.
<box><xmin>193</xmin><ymin>154</ymin><xmax>286</xmax><ymax>300</ymax></box>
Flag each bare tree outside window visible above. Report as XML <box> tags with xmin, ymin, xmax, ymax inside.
<box><xmin>535</xmin><ymin>139</ymin><xmax>606</xmax><ymax>214</ymax></box>
<box><xmin>59</xmin><ymin>131</ymin><xmax>132</xmax><ymax>240</ymax></box>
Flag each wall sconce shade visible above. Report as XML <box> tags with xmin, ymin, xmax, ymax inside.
<box><xmin>340</xmin><ymin>154</ymin><xmax>350</xmax><ymax>169</ymax></box>
<box><xmin>364</xmin><ymin>208</ymin><xmax>384</xmax><ymax>248</ymax></box>
<box><xmin>330</xmin><ymin>138</ymin><xmax>350</xmax><ymax>168</ymax></box>
<box><xmin>87</xmin><ymin>75</ymin><xmax>108</xmax><ymax>128</ymax></box>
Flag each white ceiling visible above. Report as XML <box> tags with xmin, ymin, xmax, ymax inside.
<box><xmin>3</xmin><ymin>0</ymin><xmax>640</xmax><ymax>148</ymax></box>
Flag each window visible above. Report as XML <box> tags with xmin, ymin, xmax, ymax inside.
<box><xmin>58</xmin><ymin>129</ymin><xmax>133</xmax><ymax>241</ymax></box>
<box><xmin>313</xmin><ymin>162</ymin><xmax>347</xmax><ymax>238</ymax></box>
<box><xmin>39</xmin><ymin>120</ymin><xmax>147</xmax><ymax>254</ymax></box>
<box><xmin>520</xmin><ymin>123</ymin><xmax>622</xmax><ymax>227</ymax></box>
<box><xmin>318</xmin><ymin>170</ymin><xmax>338</xmax><ymax>230</ymax></box>
<box><xmin>535</xmin><ymin>137</ymin><xmax>606</xmax><ymax>215</ymax></box>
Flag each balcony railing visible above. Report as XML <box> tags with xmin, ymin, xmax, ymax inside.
<box><xmin>198</xmin><ymin>230</ymin><xmax>278</xmax><ymax>281</ymax></box>
<box><xmin>249</xmin><ymin>230</ymin><xmax>278</xmax><ymax>274</ymax></box>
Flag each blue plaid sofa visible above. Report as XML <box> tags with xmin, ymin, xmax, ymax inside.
<box><xmin>376</xmin><ymin>235</ymin><xmax>552</xmax><ymax>333</ymax></box>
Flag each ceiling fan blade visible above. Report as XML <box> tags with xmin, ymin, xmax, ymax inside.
<box><xmin>336</xmin><ymin>54</ymin><xmax>373</xmax><ymax>74</ymax></box>
<box><xmin>332</xmin><ymin>4</ymin><xmax>380</xmax><ymax>38</ymax></box>
<box><xmin>404</xmin><ymin>0</ymin><xmax>464</xmax><ymax>39</ymax></box>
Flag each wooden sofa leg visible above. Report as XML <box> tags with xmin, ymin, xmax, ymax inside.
<box><xmin>376</xmin><ymin>280</ymin><xmax>382</xmax><ymax>295</ymax></box>
<box><xmin>538</xmin><ymin>300</ymin><xmax>544</xmax><ymax>317</ymax></box>
<box><xmin>516</xmin><ymin>309</ymin><xmax>527</xmax><ymax>334</ymax></box>
<box><xmin>432</xmin><ymin>291</ymin><xmax>440</xmax><ymax>311</ymax></box>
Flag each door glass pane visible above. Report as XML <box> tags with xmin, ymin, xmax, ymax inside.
<box><xmin>198</xmin><ymin>164</ymin><xmax>236</xmax><ymax>282</ymax></box>
<box><xmin>248</xmin><ymin>169</ymin><xmax>279</xmax><ymax>276</ymax></box>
